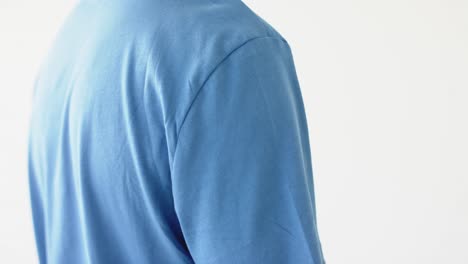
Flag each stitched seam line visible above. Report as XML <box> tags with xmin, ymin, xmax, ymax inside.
<box><xmin>171</xmin><ymin>36</ymin><xmax>289</xmax><ymax>166</ymax></box>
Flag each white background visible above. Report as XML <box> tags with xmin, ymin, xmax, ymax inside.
<box><xmin>0</xmin><ymin>0</ymin><xmax>467</xmax><ymax>263</ymax></box>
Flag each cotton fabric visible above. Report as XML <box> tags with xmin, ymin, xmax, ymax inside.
<box><xmin>27</xmin><ymin>0</ymin><xmax>326</xmax><ymax>263</ymax></box>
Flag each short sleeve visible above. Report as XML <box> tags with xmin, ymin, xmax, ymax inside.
<box><xmin>170</xmin><ymin>37</ymin><xmax>326</xmax><ymax>264</ymax></box>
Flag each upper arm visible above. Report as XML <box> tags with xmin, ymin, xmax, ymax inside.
<box><xmin>170</xmin><ymin>36</ymin><xmax>326</xmax><ymax>264</ymax></box>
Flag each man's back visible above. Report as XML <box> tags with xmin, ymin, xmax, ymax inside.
<box><xmin>27</xmin><ymin>0</ymin><xmax>326</xmax><ymax>263</ymax></box>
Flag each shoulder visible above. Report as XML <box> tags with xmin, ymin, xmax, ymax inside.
<box><xmin>141</xmin><ymin>0</ymin><xmax>290</xmax><ymax>91</ymax></box>
<box><xmin>173</xmin><ymin>0</ymin><xmax>286</xmax><ymax>42</ymax></box>
<box><xmin>136</xmin><ymin>0</ymin><xmax>292</xmax><ymax>159</ymax></box>
<box><xmin>163</xmin><ymin>0</ymin><xmax>290</xmax><ymax>85</ymax></box>
<box><xmin>138</xmin><ymin>0</ymin><xmax>289</xmax><ymax>62</ymax></box>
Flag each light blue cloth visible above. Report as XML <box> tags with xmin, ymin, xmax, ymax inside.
<box><xmin>27</xmin><ymin>0</ymin><xmax>326</xmax><ymax>263</ymax></box>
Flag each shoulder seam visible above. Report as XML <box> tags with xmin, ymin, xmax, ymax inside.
<box><xmin>171</xmin><ymin>35</ymin><xmax>289</xmax><ymax>164</ymax></box>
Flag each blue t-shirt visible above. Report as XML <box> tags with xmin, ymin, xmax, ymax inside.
<box><xmin>27</xmin><ymin>0</ymin><xmax>326</xmax><ymax>263</ymax></box>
